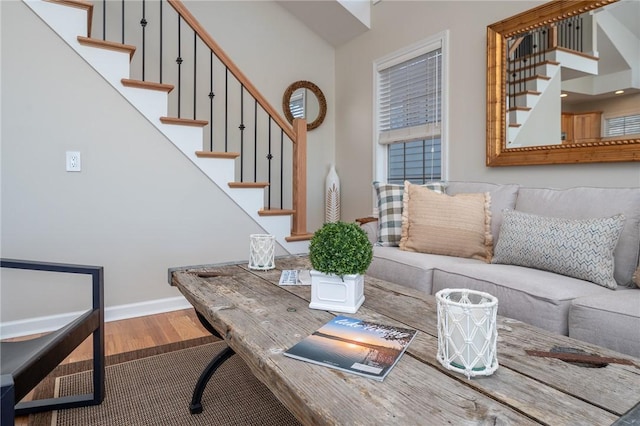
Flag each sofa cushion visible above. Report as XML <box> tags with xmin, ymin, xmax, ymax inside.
<box><xmin>366</xmin><ymin>246</ymin><xmax>483</xmax><ymax>294</ymax></box>
<box><xmin>372</xmin><ymin>181</ymin><xmax>444</xmax><ymax>247</ymax></box>
<box><xmin>445</xmin><ymin>181</ymin><xmax>519</xmax><ymax>247</ymax></box>
<box><xmin>492</xmin><ymin>210</ymin><xmax>625</xmax><ymax>289</ymax></box>
<box><xmin>432</xmin><ymin>264</ymin><xmax>613</xmax><ymax>335</ymax></box>
<box><xmin>515</xmin><ymin>187</ymin><xmax>640</xmax><ymax>287</ymax></box>
<box><xmin>569</xmin><ymin>290</ymin><xmax>640</xmax><ymax>358</ymax></box>
<box><xmin>400</xmin><ymin>182</ymin><xmax>492</xmax><ymax>262</ymax></box>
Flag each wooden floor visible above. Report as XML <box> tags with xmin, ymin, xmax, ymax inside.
<box><xmin>11</xmin><ymin>308</ymin><xmax>210</xmax><ymax>426</ymax></box>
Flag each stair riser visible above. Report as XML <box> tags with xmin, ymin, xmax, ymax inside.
<box><xmin>120</xmin><ymin>87</ymin><xmax>169</xmax><ymax>120</ymax></box>
<box><xmin>508</xmin><ymin>109</ymin><xmax>529</xmax><ymax>124</ymax></box>
<box><xmin>26</xmin><ymin>0</ymin><xmax>87</xmax><ymax>43</ymax></box>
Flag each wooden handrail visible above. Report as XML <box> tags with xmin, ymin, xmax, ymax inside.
<box><xmin>167</xmin><ymin>0</ymin><xmax>296</xmax><ymax>142</ymax></box>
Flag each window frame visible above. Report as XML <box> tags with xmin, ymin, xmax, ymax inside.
<box><xmin>372</xmin><ymin>31</ymin><xmax>450</xmax><ymax>187</ymax></box>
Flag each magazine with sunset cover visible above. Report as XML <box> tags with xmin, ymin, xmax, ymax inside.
<box><xmin>283</xmin><ymin>316</ymin><xmax>417</xmax><ymax>381</ymax></box>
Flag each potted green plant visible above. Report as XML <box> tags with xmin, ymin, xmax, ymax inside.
<box><xmin>308</xmin><ymin>221</ymin><xmax>373</xmax><ymax>313</ymax></box>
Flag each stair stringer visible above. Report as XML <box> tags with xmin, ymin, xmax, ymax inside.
<box><xmin>24</xmin><ymin>0</ymin><xmax>310</xmax><ymax>254</ymax></box>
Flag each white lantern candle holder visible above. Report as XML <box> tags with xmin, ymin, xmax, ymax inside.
<box><xmin>435</xmin><ymin>288</ymin><xmax>499</xmax><ymax>378</ymax></box>
<box><xmin>248</xmin><ymin>234</ymin><xmax>275</xmax><ymax>270</ymax></box>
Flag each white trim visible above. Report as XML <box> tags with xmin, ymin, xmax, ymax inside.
<box><xmin>0</xmin><ymin>296</ymin><xmax>192</xmax><ymax>339</ymax></box>
<box><xmin>375</xmin><ymin>36</ymin><xmax>443</xmax><ymax>72</ymax></box>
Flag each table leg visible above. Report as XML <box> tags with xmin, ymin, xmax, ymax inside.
<box><xmin>190</xmin><ymin>310</ymin><xmax>236</xmax><ymax>415</ymax></box>
<box><xmin>189</xmin><ymin>345</ymin><xmax>235</xmax><ymax>414</ymax></box>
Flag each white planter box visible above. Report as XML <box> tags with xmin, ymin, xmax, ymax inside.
<box><xmin>308</xmin><ymin>270</ymin><xmax>364</xmax><ymax>314</ymax></box>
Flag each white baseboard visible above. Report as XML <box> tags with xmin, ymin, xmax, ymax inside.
<box><xmin>0</xmin><ymin>296</ymin><xmax>192</xmax><ymax>339</ymax></box>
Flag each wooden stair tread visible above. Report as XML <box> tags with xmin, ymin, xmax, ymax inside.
<box><xmin>509</xmin><ymin>74</ymin><xmax>551</xmax><ymax>85</ymax></box>
<box><xmin>508</xmin><ymin>106</ymin><xmax>531</xmax><ymax>112</ymax></box>
<box><xmin>508</xmin><ymin>59</ymin><xmax>560</xmax><ymax>71</ymax></box>
<box><xmin>555</xmin><ymin>46</ymin><xmax>599</xmax><ymax>61</ymax></box>
<box><xmin>228</xmin><ymin>182</ymin><xmax>269</xmax><ymax>189</ymax></box>
<box><xmin>508</xmin><ymin>123</ymin><xmax>521</xmax><ymax>128</ymax></box>
<box><xmin>121</xmin><ymin>79</ymin><xmax>174</xmax><ymax>93</ymax></box>
<box><xmin>77</xmin><ymin>36</ymin><xmax>136</xmax><ymax>60</ymax></box>
<box><xmin>512</xmin><ymin>90</ymin><xmax>541</xmax><ymax>97</ymax></box>
<box><xmin>195</xmin><ymin>151</ymin><xmax>240</xmax><ymax>159</ymax></box>
<box><xmin>258</xmin><ymin>209</ymin><xmax>295</xmax><ymax>216</ymax></box>
<box><xmin>160</xmin><ymin>116</ymin><xmax>208</xmax><ymax>127</ymax></box>
<box><xmin>285</xmin><ymin>233</ymin><xmax>314</xmax><ymax>242</ymax></box>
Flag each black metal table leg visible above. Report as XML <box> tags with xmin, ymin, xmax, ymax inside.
<box><xmin>189</xmin><ymin>345</ymin><xmax>235</xmax><ymax>414</ymax></box>
<box><xmin>190</xmin><ymin>310</ymin><xmax>235</xmax><ymax>415</ymax></box>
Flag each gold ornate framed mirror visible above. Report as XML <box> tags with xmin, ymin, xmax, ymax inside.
<box><xmin>486</xmin><ymin>0</ymin><xmax>640</xmax><ymax>166</ymax></box>
<box><xmin>282</xmin><ymin>80</ymin><xmax>327</xmax><ymax>131</ymax></box>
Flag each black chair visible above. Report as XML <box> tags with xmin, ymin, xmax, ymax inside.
<box><xmin>0</xmin><ymin>259</ymin><xmax>105</xmax><ymax>425</ymax></box>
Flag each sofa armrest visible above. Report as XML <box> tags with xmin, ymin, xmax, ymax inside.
<box><xmin>356</xmin><ymin>217</ymin><xmax>378</xmax><ymax>245</ymax></box>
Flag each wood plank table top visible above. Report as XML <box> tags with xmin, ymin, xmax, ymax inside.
<box><xmin>170</xmin><ymin>256</ymin><xmax>640</xmax><ymax>425</ymax></box>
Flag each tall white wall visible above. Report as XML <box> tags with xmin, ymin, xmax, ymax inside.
<box><xmin>335</xmin><ymin>1</ymin><xmax>640</xmax><ymax>222</ymax></box>
<box><xmin>0</xmin><ymin>0</ymin><xmax>334</xmax><ymax>327</ymax></box>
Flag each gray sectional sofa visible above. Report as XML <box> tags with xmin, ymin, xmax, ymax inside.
<box><xmin>360</xmin><ymin>181</ymin><xmax>640</xmax><ymax>358</ymax></box>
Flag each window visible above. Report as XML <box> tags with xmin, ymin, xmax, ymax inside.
<box><xmin>605</xmin><ymin>114</ymin><xmax>640</xmax><ymax>137</ymax></box>
<box><xmin>374</xmin><ymin>32</ymin><xmax>448</xmax><ymax>185</ymax></box>
<box><xmin>289</xmin><ymin>89</ymin><xmax>305</xmax><ymax>119</ymax></box>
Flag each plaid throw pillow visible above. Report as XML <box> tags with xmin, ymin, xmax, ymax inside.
<box><xmin>373</xmin><ymin>181</ymin><xmax>445</xmax><ymax>246</ymax></box>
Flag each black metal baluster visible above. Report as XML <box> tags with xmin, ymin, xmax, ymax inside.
<box><xmin>159</xmin><ymin>1</ymin><xmax>163</xmax><ymax>83</ymax></box>
<box><xmin>267</xmin><ymin>118</ymin><xmax>272</xmax><ymax>209</ymax></box>
<box><xmin>239</xmin><ymin>85</ymin><xmax>245</xmax><ymax>182</ymax></box>
<box><xmin>177</xmin><ymin>15</ymin><xmax>182</xmax><ymax>118</ymax></box>
<box><xmin>577</xmin><ymin>16</ymin><xmax>582</xmax><ymax>52</ymax></box>
<box><xmin>140</xmin><ymin>0</ymin><xmax>147</xmax><ymax>81</ymax></box>
<box><xmin>193</xmin><ymin>32</ymin><xmax>197</xmax><ymax>120</ymax></box>
<box><xmin>209</xmin><ymin>51</ymin><xmax>214</xmax><ymax>151</ymax></box>
<box><xmin>121</xmin><ymin>0</ymin><xmax>125</xmax><ymax>44</ymax></box>
<box><xmin>225</xmin><ymin>68</ymin><xmax>229</xmax><ymax>152</ymax></box>
<box><xmin>254</xmin><ymin>100</ymin><xmax>258</xmax><ymax>182</ymax></box>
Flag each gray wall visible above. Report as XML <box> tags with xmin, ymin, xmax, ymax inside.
<box><xmin>0</xmin><ymin>0</ymin><xmax>334</xmax><ymax>325</ymax></box>
<box><xmin>335</xmin><ymin>1</ymin><xmax>640</xmax><ymax>222</ymax></box>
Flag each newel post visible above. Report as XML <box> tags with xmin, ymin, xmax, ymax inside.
<box><xmin>290</xmin><ymin>118</ymin><xmax>308</xmax><ymax>239</ymax></box>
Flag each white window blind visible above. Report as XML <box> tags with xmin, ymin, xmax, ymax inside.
<box><xmin>605</xmin><ymin>114</ymin><xmax>640</xmax><ymax>137</ymax></box>
<box><xmin>378</xmin><ymin>49</ymin><xmax>442</xmax><ymax>145</ymax></box>
<box><xmin>289</xmin><ymin>90</ymin><xmax>305</xmax><ymax>119</ymax></box>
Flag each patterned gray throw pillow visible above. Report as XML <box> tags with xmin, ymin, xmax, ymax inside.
<box><xmin>492</xmin><ymin>209</ymin><xmax>625</xmax><ymax>289</ymax></box>
<box><xmin>373</xmin><ymin>181</ymin><xmax>444</xmax><ymax>247</ymax></box>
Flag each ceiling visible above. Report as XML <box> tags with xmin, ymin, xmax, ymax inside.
<box><xmin>276</xmin><ymin>0</ymin><xmax>371</xmax><ymax>47</ymax></box>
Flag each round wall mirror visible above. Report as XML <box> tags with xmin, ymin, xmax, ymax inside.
<box><xmin>282</xmin><ymin>80</ymin><xmax>327</xmax><ymax>131</ymax></box>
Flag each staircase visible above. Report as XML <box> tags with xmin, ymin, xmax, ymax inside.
<box><xmin>24</xmin><ymin>0</ymin><xmax>312</xmax><ymax>254</ymax></box>
<box><xmin>506</xmin><ymin>15</ymin><xmax>599</xmax><ymax>147</ymax></box>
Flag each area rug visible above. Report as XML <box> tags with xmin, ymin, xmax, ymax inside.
<box><xmin>28</xmin><ymin>337</ymin><xmax>300</xmax><ymax>426</ymax></box>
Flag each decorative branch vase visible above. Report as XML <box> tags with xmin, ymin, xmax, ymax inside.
<box><xmin>325</xmin><ymin>165</ymin><xmax>340</xmax><ymax>223</ymax></box>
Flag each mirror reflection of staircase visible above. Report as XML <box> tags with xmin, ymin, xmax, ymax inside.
<box><xmin>505</xmin><ymin>2</ymin><xmax>638</xmax><ymax>148</ymax></box>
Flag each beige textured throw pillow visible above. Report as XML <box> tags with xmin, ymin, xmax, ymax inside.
<box><xmin>399</xmin><ymin>182</ymin><xmax>492</xmax><ymax>262</ymax></box>
<box><xmin>633</xmin><ymin>266</ymin><xmax>640</xmax><ymax>287</ymax></box>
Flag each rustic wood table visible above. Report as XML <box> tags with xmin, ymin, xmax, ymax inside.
<box><xmin>170</xmin><ymin>256</ymin><xmax>640</xmax><ymax>425</ymax></box>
